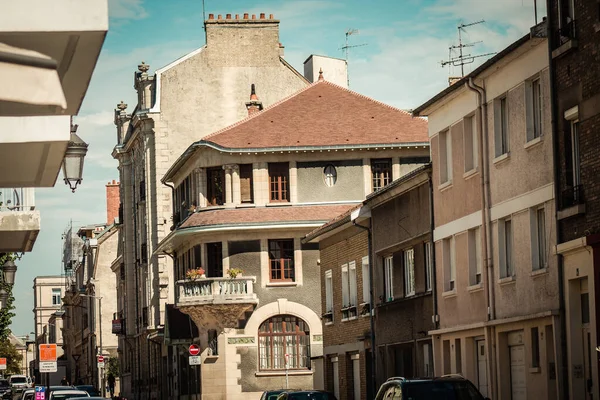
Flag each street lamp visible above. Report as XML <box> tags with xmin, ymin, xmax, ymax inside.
<box><xmin>62</xmin><ymin>123</ymin><xmax>88</xmax><ymax>193</ymax></box>
<box><xmin>2</xmin><ymin>260</ymin><xmax>17</xmax><ymax>285</ymax></box>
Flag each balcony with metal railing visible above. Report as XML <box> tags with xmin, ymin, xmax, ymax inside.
<box><xmin>175</xmin><ymin>277</ymin><xmax>258</xmax><ymax>332</ymax></box>
<box><xmin>558</xmin><ymin>184</ymin><xmax>586</xmax><ymax>220</ymax></box>
<box><xmin>0</xmin><ymin>187</ymin><xmax>40</xmax><ymax>252</ymax></box>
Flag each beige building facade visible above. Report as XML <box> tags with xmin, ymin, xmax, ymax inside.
<box><xmin>414</xmin><ymin>24</ymin><xmax>562</xmax><ymax>400</ymax></box>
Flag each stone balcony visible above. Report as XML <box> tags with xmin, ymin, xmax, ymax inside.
<box><xmin>175</xmin><ymin>277</ymin><xmax>258</xmax><ymax>333</ymax></box>
<box><xmin>0</xmin><ymin>187</ymin><xmax>39</xmax><ymax>251</ymax></box>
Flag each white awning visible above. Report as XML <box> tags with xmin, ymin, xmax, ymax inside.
<box><xmin>0</xmin><ymin>42</ymin><xmax>67</xmax><ymax>115</ymax></box>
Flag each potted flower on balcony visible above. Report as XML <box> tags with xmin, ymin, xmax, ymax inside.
<box><xmin>227</xmin><ymin>268</ymin><xmax>243</xmax><ymax>279</ymax></box>
<box><xmin>186</xmin><ymin>268</ymin><xmax>206</xmax><ymax>281</ymax></box>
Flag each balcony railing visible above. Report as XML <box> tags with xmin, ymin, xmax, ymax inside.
<box><xmin>0</xmin><ymin>188</ymin><xmax>35</xmax><ymax>211</ymax></box>
<box><xmin>176</xmin><ymin>277</ymin><xmax>258</xmax><ymax>306</ymax></box>
<box><xmin>561</xmin><ymin>184</ymin><xmax>584</xmax><ymax>209</ymax></box>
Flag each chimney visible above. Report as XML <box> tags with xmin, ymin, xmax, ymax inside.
<box><xmin>106</xmin><ymin>180</ymin><xmax>120</xmax><ymax>225</ymax></box>
<box><xmin>245</xmin><ymin>84</ymin><xmax>263</xmax><ymax>116</ymax></box>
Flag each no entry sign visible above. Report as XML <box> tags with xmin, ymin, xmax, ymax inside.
<box><xmin>189</xmin><ymin>344</ymin><xmax>200</xmax><ymax>356</ymax></box>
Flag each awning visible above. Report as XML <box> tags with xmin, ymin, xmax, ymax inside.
<box><xmin>0</xmin><ymin>42</ymin><xmax>67</xmax><ymax>115</ymax></box>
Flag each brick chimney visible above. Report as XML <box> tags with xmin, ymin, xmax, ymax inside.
<box><xmin>245</xmin><ymin>84</ymin><xmax>263</xmax><ymax>116</ymax></box>
<box><xmin>106</xmin><ymin>180</ymin><xmax>120</xmax><ymax>225</ymax></box>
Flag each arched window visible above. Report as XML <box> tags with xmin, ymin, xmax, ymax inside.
<box><xmin>258</xmin><ymin>315</ymin><xmax>310</xmax><ymax>370</ymax></box>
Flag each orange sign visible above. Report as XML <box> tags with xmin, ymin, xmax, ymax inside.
<box><xmin>0</xmin><ymin>358</ymin><xmax>6</xmax><ymax>370</ymax></box>
<box><xmin>39</xmin><ymin>344</ymin><xmax>57</xmax><ymax>362</ymax></box>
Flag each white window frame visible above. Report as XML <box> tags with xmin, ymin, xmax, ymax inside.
<box><xmin>361</xmin><ymin>256</ymin><xmax>370</xmax><ymax>304</ymax></box>
<box><xmin>439</xmin><ymin>129</ymin><xmax>452</xmax><ymax>184</ymax></box>
<box><xmin>325</xmin><ymin>270</ymin><xmax>333</xmax><ymax>315</ymax></box>
<box><xmin>384</xmin><ymin>256</ymin><xmax>394</xmax><ymax>301</ymax></box>
<box><xmin>52</xmin><ymin>288</ymin><xmax>61</xmax><ymax>305</ymax></box>
<box><xmin>349</xmin><ymin>261</ymin><xmax>357</xmax><ymax>308</ymax></box>
<box><xmin>341</xmin><ymin>263</ymin><xmax>349</xmax><ymax>308</ymax></box>
<box><xmin>463</xmin><ymin>114</ymin><xmax>478</xmax><ymax>173</ymax></box>
<box><xmin>494</xmin><ymin>95</ymin><xmax>510</xmax><ymax>157</ymax></box>
<box><xmin>526</xmin><ymin>76</ymin><xmax>543</xmax><ymax>141</ymax></box>
<box><xmin>499</xmin><ymin>218</ymin><xmax>514</xmax><ymax>278</ymax></box>
<box><xmin>443</xmin><ymin>237</ymin><xmax>456</xmax><ymax>292</ymax></box>
<box><xmin>531</xmin><ymin>206</ymin><xmax>547</xmax><ymax>271</ymax></box>
<box><xmin>424</xmin><ymin>242</ymin><xmax>433</xmax><ymax>292</ymax></box>
<box><xmin>403</xmin><ymin>248</ymin><xmax>415</xmax><ymax>297</ymax></box>
<box><xmin>468</xmin><ymin>227</ymin><xmax>482</xmax><ymax>285</ymax></box>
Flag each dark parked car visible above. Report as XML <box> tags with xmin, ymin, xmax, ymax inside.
<box><xmin>261</xmin><ymin>390</ymin><xmax>295</xmax><ymax>400</ymax></box>
<box><xmin>375</xmin><ymin>375</ymin><xmax>490</xmax><ymax>400</ymax></box>
<box><xmin>0</xmin><ymin>379</ymin><xmax>10</xmax><ymax>399</ymax></box>
<box><xmin>74</xmin><ymin>386</ymin><xmax>99</xmax><ymax>397</ymax></box>
<box><xmin>276</xmin><ymin>391</ymin><xmax>337</xmax><ymax>400</ymax></box>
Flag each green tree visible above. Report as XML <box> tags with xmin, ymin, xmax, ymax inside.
<box><xmin>0</xmin><ymin>253</ymin><xmax>21</xmax><ymax>374</ymax></box>
<box><xmin>0</xmin><ymin>339</ymin><xmax>22</xmax><ymax>374</ymax></box>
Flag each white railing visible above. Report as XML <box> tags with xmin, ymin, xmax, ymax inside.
<box><xmin>0</xmin><ymin>188</ymin><xmax>35</xmax><ymax>211</ymax></box>
<box><xmin>176</xmin><ymin>277</ymin><xmax>258</xmax><ymax>306</ymax></box>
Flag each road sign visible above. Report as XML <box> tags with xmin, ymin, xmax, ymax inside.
<box><xmin>0</xmin><ymin>358</ymin><xmax>6</xmax><ymax>370</ymax></box>
<box><xmin>189</xmin><ymin>344</ymin><xmax>200</xmax><ymax>356</ymax></box>
<box><xmin>189</xmin><ymin>355</ymin><xmax>201</xmax><ymax>365</ymax></box>
<box><xmin>97</xmin><ymin>355</ymin><xmax>104</xmax><ymax>363</ymax></box>
<box><xmin>35</xmin><ymin>386</ymin><xmax>45</xmax><ymax>400</ymax></box>
<box><xmin>98</xmin><ymin>361</ymin><xmax>105</xmax><ymax>368</ymax></box>
<box><xmin>40</xmin><ymin>361</ymin><xmax>57</xmax><ymax>373</ymax></box>
<box><xmin>39</xmin><ymin>344</ymin><xmax>57</xmax><ymax>362</ymax></box>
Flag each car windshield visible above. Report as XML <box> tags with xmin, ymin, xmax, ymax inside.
<box><xmin>403</xmin><ymin>381</ymin><xmax>484</xmax><ymax>400</ymax></box>
<box><xmin>288</xmin><ymin>393</ymin><xmax>336</xmax><ymax>400</ymax></box>
<box><xmin>11</xmin><ymin>377</ymin><xmax>27</xmax><ymax>384</ymax></box>
<box><xmin>51</xmin><ymin>394</ymin><xmax>89</xmax><ymax>399</ymax></box>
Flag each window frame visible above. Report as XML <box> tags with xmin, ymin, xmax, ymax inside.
<box><xmin>324</xmin><ymin>270</ymin><xmax>333</xmax><ymax>317</ymax></box>
<box><xmin>258</xmin><ymin>315</ymin><xmax>310</xmax><ymax>371</ymax></box>
<box><xmin>468</xmin><ymin>227</ymin><xmax>482</xmax><ymax>286</ymax></box>
<box><xmin>439</xmin><ymin>129</ymin><xmax>452</xmax><ymax>184</ymax></box>
<box><xmin>51</xmin><ymin>288</ymin><xmax>61</xmax><ymax>305</ymax></box>
<box><xmin>371</xmin><ymin>159</ymin><xmax>392</xmax><ymax>191</ymax></box>
<box><xmin>268</xmin><ymin>239</ymin><xmax>295</xmax><ymax>282</ymax></box>
<box><xmin>403</xmin><ymin>248</ymin><xmax>415</xmax><ymax>297</ymax></box>
<box><xmin>494</xmin><ymin>95</ymin><xmax>510</xmax><ymax>157</ymax></box>
<box><xmin>499</xmin><ymin>218</ymin><xmax>514</xmax><ymax>278</ymax></box>
<box><xmin>531</xmin><ymin>206</ymin><xmax>547</xmax><ymax>271</ymax></box>
<box><xmin>239</xmin><ymin>164</ymin><xmax>254</xmax><ymax>203</ymax></box>
<box><xmin>384</xmin><ymin>256</ymin><xmax>394</xmax><ymax>302</ymax></box>
<box><xmin>424</xmin><ymin>242</ymin><xmax>433</xmax><ymax>292</ymax></box>
<box><xmin>361</xmin><ymin>256</ymin><xmax>371</xmax><ymax>304</ymax></box>
<box><xmin>443</xmin><ymin>237</ymin><xmax>456</xmax><ymax>292</ymax></box>
<box><xmin>268</xmin><ymin>162</ymin><xmax>290</xmax><ymax>203</ymax></box>
<box><xmin>463</xmin><ymin>114</ymin><xmax>478</xmax><ymax>173</ymax></box>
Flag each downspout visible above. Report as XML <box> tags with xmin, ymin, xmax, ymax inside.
<box><xmin>131</xmin><ymin>161</ymin><xmax>142</xmax><ymax>400</ymax></box>
<box><xmin>545</xmin><ymin>5</ymin><xmax>569</xmax><ymax>398</ymax></box>
<box><xmin>466</xmin><ymin>77</ymin><xmax>497</xmax><ymax>399</ymax></box>
<box><xmin>352</xmin><ymin>218</ymin><xmax>377</xmax><ymax>394</ymax></box>
<box><xmin>428</xmin><ymin>172</ymin><xmax>439</xmax><ymax>329</ymax></box>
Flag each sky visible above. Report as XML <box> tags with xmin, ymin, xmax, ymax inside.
<box><xmin>11</xmin><ymin>0</ymin><xmax>547</xmax><ymax>335</ymax></box>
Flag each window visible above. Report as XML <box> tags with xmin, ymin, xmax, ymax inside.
<box><xmin>239</xmin><ymin>164</ymin><xmax>254</xmax><ymax>203</ymax></box>
<box><xmin>532</xmin><ymin>78</ymin><xmax>543</xmax><ymax>140</ymax></box>
<box><xmin>499</xmin><ymin>218</ymin><xmax>514</xmax><ymax>278</ymax></box>
<box><xmin>206</xmin><ymin>167</ymin><xmax>225</xmax><ymax>206</ymax></box>
<box><xmin>403</xmin><ymin>248</ymin><xmax>415</xmax><ymax>297</ymax></box>
<box><xmin>463</xmin><ymin>115</ymin><xmax>478</xmax><ymax>172</ymax></box>
<box><xmin>384</xmin><ymin>256</ymin><xmax>394</xmax><ymax>302</ymax></box>
<box><xmin>371</xmin><ymin>159</ymin><xmax>392</xmax><ymax>191</ymax></box>
<box><xmin>494</xmin><ymin>96</ymin><xmax>509</xmax><ymax>157</ymax></box>
<box><xmin>439</xmin><ymin>130</ymin><xmax>452</xmax><ymax>184</ymax></box>
<box><xmin>258</xmin><ymin>315</ymin><xmax>310</xmax><ymax>370</ymax></box>
<box><xmin>341</xmin><ymin>262</ymin><xmax>358</xmax><ymax>319</ymax></box>
<box><xmin>206</xmin><ymin>242</ymin><xmax>223</xmax><ymax>277</ymax></box>
<box><xmin>325</xmin><ymin>270</ymin><xmax>333</xmax><ymax>316</ymax></box>
<box><xmin>531</xmin><ymin>207</ymin><xmax>547</xmax><ymax>271</ymax></box>
<box><xmin>324</xmin><ymin>164</ymin><xmax>337</xmax><ymax>187</ymax></box>
<box><xmin>268</xmin><ymin>239</ymin><xmax>294</xmax><ymax>282</ymax></box>
<box><xmin>268</xmin><ymin>162</ymin><xmax>289</xmax><ymax>202</ymax></box>
<box><xmin>566</xmin><ymin>119</ymin><xmax>581</xmax><ymax>188</ymax></box>
<box><xmin>468</xmin><ymin>227</ymin><xmax>482</xmax><ymax>285</ymax></box>
<box><xmin>424</xmin><ymin>242</ymin><xmax>433</xmax><ymax>291</ymax></box>
<box><xmin>443</xmin><ymin>237</ymin><xmax>456</xmax><ymax>291</ymax></box>
<box><xmin>52</xmin><ymin>288</ymin><xmax>61</xmax><ymax>305</ymax></box>
<box><xmin>361</xmin><ymin>256</ymin><xmax>370</xmax><ymax>304</ymax></box>
<box><xmin>531</xmin><ymin>327</ymin><xmax>540</xmax><ymax>368</ymax></box>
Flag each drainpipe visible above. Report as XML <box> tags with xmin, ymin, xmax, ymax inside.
<box><xmin>352</xmin><ymin>216</ymin><xmax>377</xmax><ymax>395</ymax></box>
<box><xmin>466</xmin><ymin>77</ymin><xmax>497</xmax><ymax>399</ymax></box>
<box><xmin>428</xmin><ymin>172</ymin><xmax>439</xmax><ymax>330</ymax></box>
<box><xmin>545</xmin><ymin>4</ymin><xmax>569</xmax><ymax>398</ymax></box>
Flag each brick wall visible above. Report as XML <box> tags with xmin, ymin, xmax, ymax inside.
<box><xmin>105</xmin><ymin>179</ymin><xmax>120</xmax><ymax>225</ymax></box>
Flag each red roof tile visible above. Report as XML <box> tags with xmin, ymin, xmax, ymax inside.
<box><xmin>203</xmin><ymin>81</ymin><xmax>428</xmax><ymax>149</ymax></box>
<box><xmin>180</xmin><ymin>204</ymin><xmax>358</xmax><ymax>229</ymax></box>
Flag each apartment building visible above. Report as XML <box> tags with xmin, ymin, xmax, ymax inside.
<box><xmin>547</xmin><ymin>0</ymin><xmax>600</xmax><ymax>398</ymax></box>
<box><xmin>110</xmin><ymin>13</ymin><xmax>349</xmax><ymax>399</ymax></box>
<box><xmin>414</xmin><ymin>22</ymin><xmax>561</xmax><ymax>400</ymax></box>
<box><xmin>152</xmin><ymin>73</ymin><xmax>428</xmax><ymax>399</ymax></box>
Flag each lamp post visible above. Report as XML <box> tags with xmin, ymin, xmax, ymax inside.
<box><xmin>79</xmin><ymin>295</ymin><xmax>103</xmax><ymax>395</ymax></box>
<box><xmin>62</xmin><ymin>123</ymin><xmax>89</xmax><ymax>193</ymax></box>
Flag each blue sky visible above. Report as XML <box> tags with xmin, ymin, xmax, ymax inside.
<box><xmin>11</xmin><ymin>0</ymin><xmax>546</xmax><ymax>335</ymax></box>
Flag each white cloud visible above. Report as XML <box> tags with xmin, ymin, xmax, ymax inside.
<box><xmin>108</xmin><ymin>0</ymin><xmax>148</xmax><ymax>20</ymax></box>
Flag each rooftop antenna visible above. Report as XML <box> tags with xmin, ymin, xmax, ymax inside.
<box><xmin>339</xmin><ymin>28</ymin><xmax>367</xmax><ymax>87</ymax></box>
<box><xmin>441</xmin><ymin>20</ymin><xmax>496</xmax><ymax>80</ymax></box>
<box><xmin>202</xmin><ymin>0</ymin><xmax>207</xmax><ymax>42</ymax></box>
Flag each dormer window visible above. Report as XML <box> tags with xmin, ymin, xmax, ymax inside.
<box><xmin>268</xmin><ymin>162</ymin><xmax>289</xmax><ymax>202</ymax></box>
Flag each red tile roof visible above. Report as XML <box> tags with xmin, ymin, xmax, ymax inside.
<box><xmin>180</xmin><ymin>204</ymin><xmax>358</xmax><ymax>229</ymax></box>
<box><xmin>203</xmin><ymin>80</ymin><xmax>428</xmax><ymax>149</ymax></box>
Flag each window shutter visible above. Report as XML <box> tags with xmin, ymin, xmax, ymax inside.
<box><xmin>239</xmin><ymin>164</ymin><xmax>253</xmax><ymax>203</ymax></box>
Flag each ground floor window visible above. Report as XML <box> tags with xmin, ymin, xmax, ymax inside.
<box><xmin>258</xmin><ymin>315</ymin><xmax>310</xmax><ymax>370</ymax></box>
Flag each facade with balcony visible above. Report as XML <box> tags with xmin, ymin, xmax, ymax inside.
<box><xmin>0</xmin><ymin>187</ymin><xmax>38</xmax><ymax>252</ymax></box>
<box><xmin>548</xmin><ymin>0</ymin><xmax>600</xmax><ymax>398</ymax></box>
<box><xmin>154</xmin><ymin>75</ymin><xmax>428</xmax><ymax>399</ymax></box>
<box><xmin>414</xmin><ymin>24</ymin><xmax>561</xmax><ymax>400</ymax></box>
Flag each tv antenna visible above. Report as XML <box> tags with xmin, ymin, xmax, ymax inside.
<box><xmin>441</xmin><ymin>20</ymin><xmax>496</xmax><ymax>79</ymax></box>
<box><xmin>339</xmin><ymin>29</ymin><xmax>367</xmax><ymax>87</ymax></box>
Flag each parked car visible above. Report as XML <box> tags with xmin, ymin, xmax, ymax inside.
<box><xmin>261</xmin><ymin>389</ymin><xmax>301</xmax><ymax>400</ymax></box>
<box><xmin>18</xmin><ymin>388</ymin><xmax>35</xmax><ymax>400</ymax></box>
<box><xmin>375</xmin><ymin>375</ymin><xmax>490</xmax><ymax>400</ymax></box>
<box><xmin>276</xmin><ymin>391</ymin><xmax>337</xmax><ymax>400</ymax></box>
<box><xmin>0</xmin><ymin>379</ymin><xmax>10</xmax><ymax>399</ymax></box>
<box><xmin>47</xmin><ymin>389</ymin><xmax>89</xmax><ymax>400</ymax></box>
<box><xmin>9</xmin><ymin>375</ymin><xmax>30</xmax><ymax>398</ymax></box>
<box><xmin>74</xmin><ymin>386</ymin><xmax>99</xmax><ymax>397</ymax></box>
